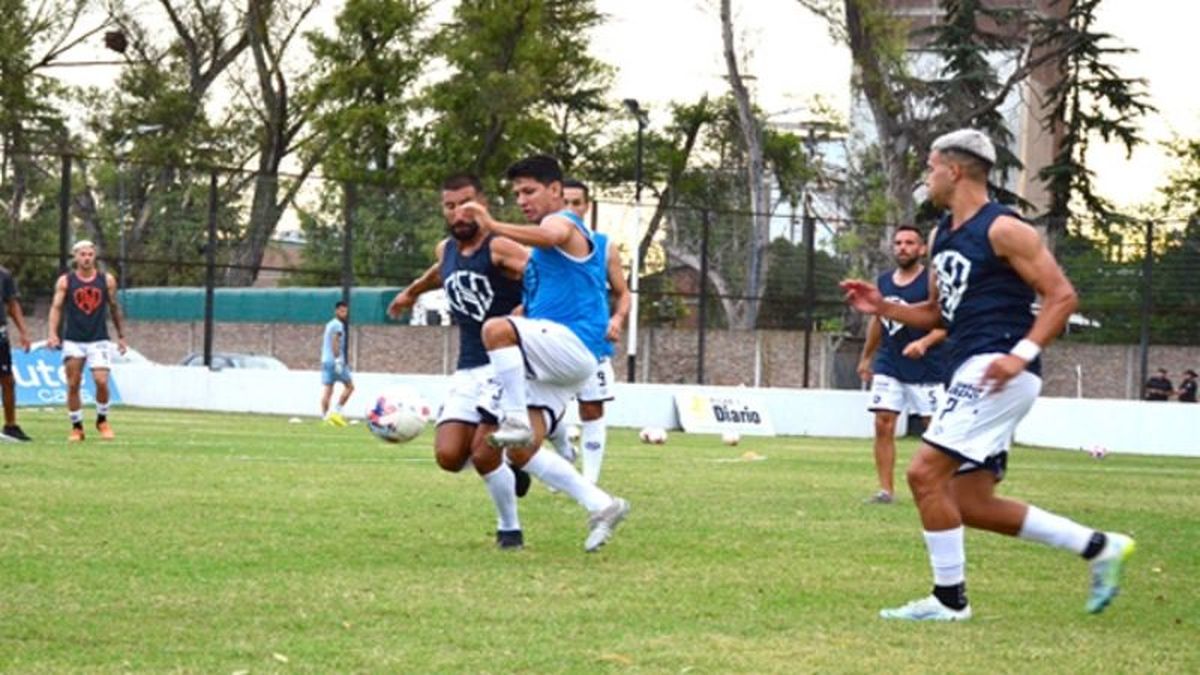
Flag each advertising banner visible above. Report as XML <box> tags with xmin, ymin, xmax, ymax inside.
<box><xmin>673</xmin><ymin>390</ymin><xmax>776</xmax><ymax>436</ymax></box>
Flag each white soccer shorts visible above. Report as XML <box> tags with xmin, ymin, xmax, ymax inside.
<box><xmin>923</xmin><ymin>353</ymin><xmax>1042</xmax><ymax>474</ymax></box>
<box><xmin>61</xmin><ymin>340</ymin><xmax>114</xmax><ymax>370</ymax></box>
<box><xmin>507</xmin><ymin>316</ymin><xmax>597</xmax><ymax>424</ymax></box>
<box><xmin>436</xmin><ymin>364</ymin><xmax>495</xmax><ymax>426</ymax></box>
<box><xmin>868</xmin><ymin>373</ymin><xmax>940</xmax><ymax>417</ymax></box>
<box><xmin>577</xmin><ymin>356</ymin><xmax>615</xmax><ymax>404</ymax></box>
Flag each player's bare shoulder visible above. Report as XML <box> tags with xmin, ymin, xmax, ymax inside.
<box><xmin>988</xmin><ymin>214</ymin><xmax>1043</xmax><ymax>259</ymax></box>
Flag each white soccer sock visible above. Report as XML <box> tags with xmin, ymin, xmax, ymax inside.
<box><xmin>581</xmin><ymin>417</ymin><xmax>606</xmax><ymax>484</ymax></box>
<box><xmin>523</xmin><ymin>449</ymin><xmax>612</xmax><ymax>512</ymax></box>
<box><xmin>488</xmin><ymin>346</ymin><xmax>528</xmax><ymax>417</ymax></box>
<box><xmin>1018</xmin><ymin>505</ymin><xmax>1094</xmax><ymax>554</ymax></box>
<box><xmin>481</xmin><ymin>464</ymin><xmax>521</xmax><ymax>532</ymax></box>
<box><xmin>923</xmin><ymin>526</ymin><xmax>966</xmax><ymax>586</ymax></box>
<box><xmin>96</xmin><ymin>403</ymin><xmax>109</xmax><ymax>417</ymax></box>
<box><xmin>546</xmin><ymin>421</ymin><xmax>573</xmax><ymax>460</ymax></box>
<box><xmin>333</xmin><ymin>403</ymin><xmax>343</xmax><ymax>414</ymax></box>
<box><xmin>68</xmin><ymin>409</ymin><xmax>83</xmax><ymax>425</ymax></box>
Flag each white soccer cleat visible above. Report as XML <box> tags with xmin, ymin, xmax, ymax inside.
<box><xmin>584</xmin><ymin>497</ymin><xmax>630</xmax><ymax>552</ymax></box>
<box><xmin>488</xmin><ymin>413</ymin><xmax>533</xmax><ymax>449</ymax></box>
<box><xmin>1086</xmin><ymin>532</ymin><xmax>1135</xmax><ymax>614</ymax></box>
<box><xmin>879</xmin><ymin>595</ymin><xmax>972</xmax><ymax>621</ymax></box>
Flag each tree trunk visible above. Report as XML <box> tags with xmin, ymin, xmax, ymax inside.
<box><xmin>720</xmin><ymin>0</ymin><xmax>771</xmax><ymax>329</ymax></box>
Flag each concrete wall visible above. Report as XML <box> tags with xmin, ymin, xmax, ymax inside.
<box><xmin>18</xmin><ymin>317</ymin><xmax>1200</xmax><ymax>399</ymax></box>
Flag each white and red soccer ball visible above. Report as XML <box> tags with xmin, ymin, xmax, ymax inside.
<box><xmin>366</xmin><ymin>387</ymin><xmax>431</xmax><ymax>444</ymax></box>
<box><xmin>639</xmin><ymin>427</ymin><xmax>668</xmax><ymax>444</ymax></box>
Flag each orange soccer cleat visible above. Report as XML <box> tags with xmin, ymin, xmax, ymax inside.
<box><xmin>96</xmin><ymin>420</ymin><xmax>116</xmax><ymax>440</ymax></box>
<box><xmin>67</xmin><ymin>427</ymin><xmax>85</xmax><ymax>442</ymax></box>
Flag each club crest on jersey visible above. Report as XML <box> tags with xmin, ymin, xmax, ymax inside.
<box><xmin>445</xmin><ymin>270</ymin><xmax>495</xmax><ymax>322</ymax></box>
<box><xmin>73</xmin><ymin>286</ymin><xmax>103</xmax><ymax>315</ymax></box>
<box><xmin>880</xmin><ymin>295</ymin><xmax>906</xmax><ymax>335</ymax></box>
<box><xmin>933</xmin><ymin>250</ymin><xmax>972</xmax><ymax>323</ymax></box>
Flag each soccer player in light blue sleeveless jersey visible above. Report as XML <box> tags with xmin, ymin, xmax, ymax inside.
<box><xmin>842</xmin><ymin>129</ymin><xmax>1134</xmax><ymax>621</ymax></box>
<box><xmin>540</xmin><ymin>178</ymin><xmax>632</xmax><ymax>487</ymax></box>
<box><xmin>455</xmin><ymin>155</ymin><xmax>629</xmax><ymax>553</ymax></box>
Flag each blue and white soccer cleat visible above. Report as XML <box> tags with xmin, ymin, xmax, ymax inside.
<box><xmin>879</xmin><ymin>595</ymin><xmax>972</xmax><ymax>621</ymax></box>
<box><xmin>1086</xmin><ymin>532</ymin><xmax>1135</xmax><ymax>614</ymax></box>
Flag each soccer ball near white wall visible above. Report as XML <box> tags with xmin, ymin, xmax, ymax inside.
<box><xmin>639</xmin><ymin>427</ymin><xmax>668</xmax><ymax>444</ymax></box>
<box><xmin>366</xmin><ymin>387</ymin><xmax>431</xmax><ymax>443</ymax></box>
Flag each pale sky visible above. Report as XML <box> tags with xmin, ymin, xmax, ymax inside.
<box><xmin>594</xmin><ymin>0</ymin><xmax>1198</xmax><ymax>212</ymax></box>
<box><xmin>49</xmin><ymin>0</ymin><xmax>1199</xmax><ymax>213</ymax></box>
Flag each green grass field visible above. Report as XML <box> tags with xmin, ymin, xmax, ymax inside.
<box><xmin>1</xmin><ymin>408</ymin><xmax>1197</xmax><ymax>673</ymax></box>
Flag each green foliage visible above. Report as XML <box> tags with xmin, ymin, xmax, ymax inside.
<box><xmin>758</xmin><ymin>237</ymin><xmax>849</xmax><ymax>330</ymax></box>
<box><xmin>1034</xmin><ymin>0</ymin><xmax>1154</xmax><ymax>236</ymax></box>
<box><xmin>403</xmin><ymin>0</ymin><xmax>611</xmax><ymax>190</ymax></box>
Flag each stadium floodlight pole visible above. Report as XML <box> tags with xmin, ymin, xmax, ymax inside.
<box><xmin>623</xmin><ymin>98</ymin><xmax>648</xmax><ymax>382</ymax></box>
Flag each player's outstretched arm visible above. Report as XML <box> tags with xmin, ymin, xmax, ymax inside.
<box><xmin>840</xmin><ymin>279</ymin><xmax>942</xmax><ymax>330</ymax></box>
<box><xmin>489</xmin><ymin>236</ymin><xmax>530</xmax><ymax>281</ymax></box>
<box><xmin>455</xmin><ymin>202</ymin><xmax>572</xmax><ymax>250</ymax></box>
<box><xmin>6</xmin><ymin>295</ymin><xmax>30</xmax><ymax>351</ymax></box>
<box><xmin>389</xmin><ymin>242</ymin><xmax>446</xmax><ymax>318</ymax></box>
<box><xmin>46</xmin><ymin>274</ymin><xmax>68</xmax><ymax>348</ymax></box>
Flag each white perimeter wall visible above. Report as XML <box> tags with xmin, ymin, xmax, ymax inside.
<box><xmin>113</xmin><ymin>365</ymin><xmax>1199</xmax><ymax>458</ymax></box>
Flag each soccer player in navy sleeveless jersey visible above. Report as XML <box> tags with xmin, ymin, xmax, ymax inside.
<box><xmin>389</xmin><ymin>174</ymin><xmax>530</xmax><ymax>550</ymax></box>
<box><xmin>842</xmin><ymin>129</ymin><xmax>1134</xmax><ymax>620</ymax></box>
<box><xmin>47</xmin><ymin>240</ymin><xmax>128</xmax><ymax>441</ymax></box>
<box><xmin>455</xmin><ymin>155</ymin><xmax>630</xmax><ymax>553</ymax></box>
<box><xmin>856</xmin><ymin>225</ymin><xmax>946</xmax><ymax>504</ymax></box>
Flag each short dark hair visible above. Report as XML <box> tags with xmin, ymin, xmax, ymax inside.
<box><xmin>335</xmin><ymin>301</ymin><xmax>347</xmax><ymax>310</ymax></box>
<box><xmin>441</xmin><ymin>173</ymin><xmax>483</xmax><ymax>193</ymax></box>
<box><xmin>506</xmin><ymin>154</ymin><xmax>563</xmax><ymax>186</ymax></box>
<box><xmin>563</xmin><ymin>178</ymin><xmax>589</xmax><ymax>201</ymax></box>
<box><xmin>895</xmin><ymin>224</ymin><xmax>924</xmax><ymax>241</ymax></box>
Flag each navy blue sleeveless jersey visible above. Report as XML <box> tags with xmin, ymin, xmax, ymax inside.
<box><xmin>64</xmin><ymin>272</ymin><xmax>110</xmax><ymax>342</ymax></box>
<box><xmin>874</xmin><ymin>267</ymin><xmax>945</xmax><ymax>384</ymax></box>
<box><xmin>440</xmin><ymin>235</ymin><xmax>524</xmax><ymax>370</ymax></box>
<box><xmin>930</xmin><ymin>202</ymin><xmax>1040</xmax><ymax>377</ymax></box>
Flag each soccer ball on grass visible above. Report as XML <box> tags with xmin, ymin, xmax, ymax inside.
<box><xmin>366</xmin><ymin>387</ymin><xmax>431</xmax><ymax>444</ymax></box>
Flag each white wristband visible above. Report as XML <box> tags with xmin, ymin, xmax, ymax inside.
<box><xmin>1010</xmin><ymin>338</ymin><xmax>1041</xmax><ymax>362</ymax></box>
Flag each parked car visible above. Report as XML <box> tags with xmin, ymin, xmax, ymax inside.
<box><xmin>179</xmin><ymin>352</ymin><xmax>288</xmax><ymax>371</ymax></box>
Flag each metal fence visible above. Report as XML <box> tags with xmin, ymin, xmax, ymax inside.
<box><xmin>2</xmin><ymin>151</ymin><xmax>1197</xmax><ymax>395</ymax></box>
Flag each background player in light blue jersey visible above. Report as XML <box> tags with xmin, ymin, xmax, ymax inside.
<box><xmin>857</xmin><ymin>225</ymin><xmax>946</xmax><ymax>504</ymax></box>
<box><xmin>541</xmin><ymin>178</ymin><xmax>632</xmax><ymax>486</ymax></box>
<box><xmin>319</xmin><ymin>301</ymin><xmax>354</xmax><ymax>426</ymax></box>
<box><xmin>456</xmin><ymin>155</ymin><xmax>629</xmax><ymax>553</ymax></box>
<box><xmin>842</xmin><ymin>129</ymin><xmax>1134</xmax><ymax>621</ymax></box>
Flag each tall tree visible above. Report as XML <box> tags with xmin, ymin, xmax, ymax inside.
<box><xmin>223</xmin><ymin>0</ymin><xmax>325</xmax><ymax>286</ymax></box>
<box><xmin>406</xmin><ymin>0</ymin><xmax>610</xmax><ymax>189</ymax></box>
<box><xmin>1034</xmin><ymin>0</ymin><xmax>1154</xmax><ymax>239</ymax></box>
<box><xmin>719</xmin><ymin>0</ymin><xmax>772</xmax><ymax>329</ymax></box>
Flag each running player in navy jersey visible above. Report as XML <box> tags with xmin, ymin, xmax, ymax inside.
<box><xmin>841</xmin><ymin>129</ymin><xmax>1134</xmax><ymax>621</ymax></box>
<box><xmin>456</xmin><ymin>155</ymin><xmax>630</xmax><ymax>553</ymax></box>
<box><xmin>857</xmin><ymin>225</ymin><xmax>946</xmax><ymax>504</ymax></box>
<box><xmin>47</xmin><ymin>240</ymin><xmax>128</xmax><ymax>442</ymax></box>
<box><xmin>389</xmin><ymin>174</ymin><xmax>530</xmax><ymax>549</ymax></box>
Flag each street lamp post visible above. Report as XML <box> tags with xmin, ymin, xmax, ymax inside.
<box><xmin>623</xmin><ymin>98</ymin><xmax>648</xmax><ymax>383</ymax></box>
